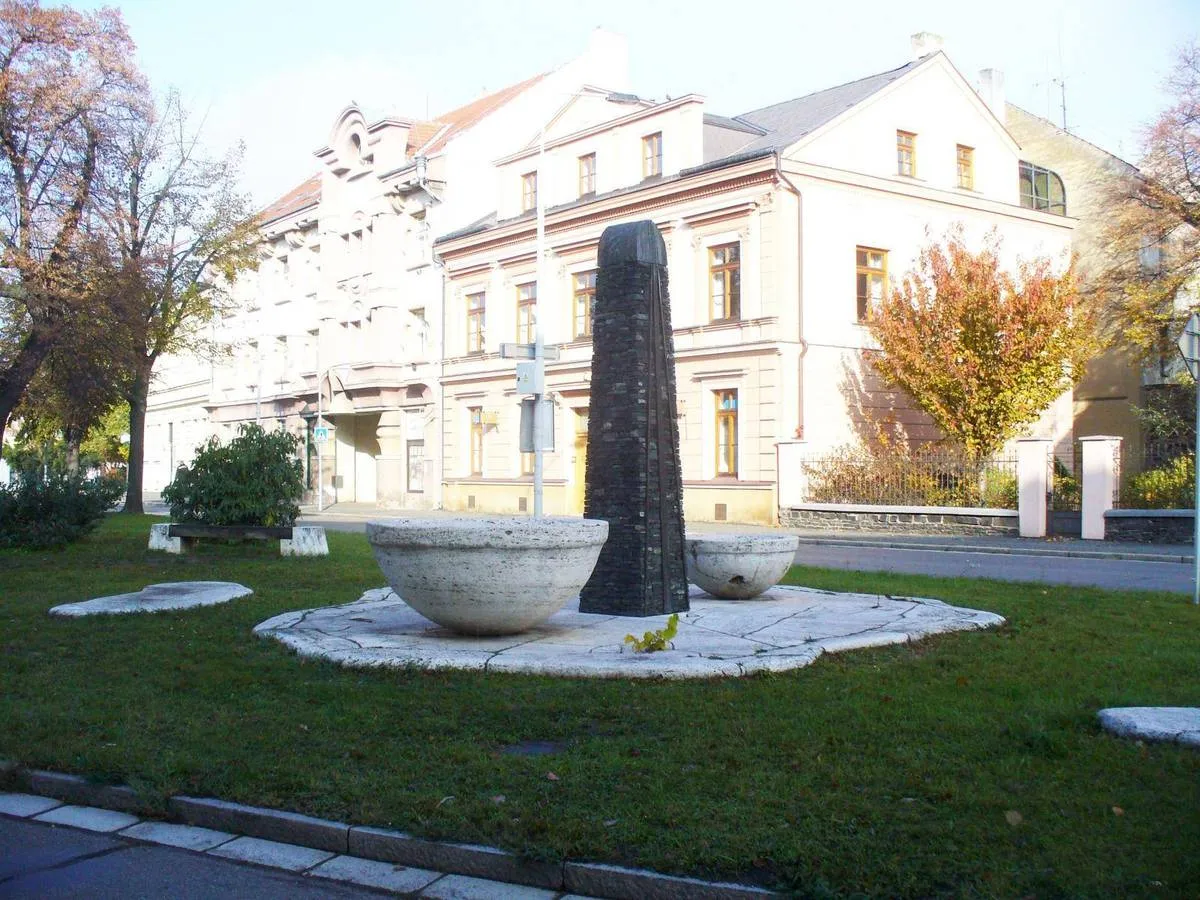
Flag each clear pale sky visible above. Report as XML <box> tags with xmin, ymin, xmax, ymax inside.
<box><xmin>77</xmin><ymin>0</ymin><xmax>1198</xmax><ymax>207</ymax></box>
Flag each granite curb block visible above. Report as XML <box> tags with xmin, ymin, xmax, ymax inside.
<box><xmin>26</xmin><ymin>769</ymin><xmax>144</xmax><ymax>814</ymax></box>
<box><xmin>792</xmin><ymin>536</ymin><xmax>1192</xmax><ymax>564</ymax></box>
<box><xmin>169</xmin><ymin>795</ymin><xmax>349</xmax><ymax>854</ymax></box>
<box><xmin>563</xmin><ymin>862</ymin><xmax>777</xmax><ymax>899</ymax></box>
<box><xmin>3</xmin><ymin>766</ymin><xmax>780</xmax><ymax>898</ymax></box>
<box><xmin>349</xmin><ymin>825</ymin><xmax>563</xmax><ymax>889</ymax></box>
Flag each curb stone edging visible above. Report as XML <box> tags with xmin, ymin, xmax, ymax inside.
<box><xmin>1</xmin><ymin>763</ymin><xmax>778</xmax><ymax>898</ymax></box>
<box><xmin>170</xmin><ymin>796</ymin><xmax>350</xmax><ymax>854</ymax></box>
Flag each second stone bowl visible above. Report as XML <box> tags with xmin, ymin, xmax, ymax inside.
<box><xmin>366</xmin><ymin>516</ymin><xmax>609</xmax><ymax>636</ymax></box>
<box><xmin>685</xmin><ymin>533</ymin><xmax>800</xmax><ymax>599</ymax></box>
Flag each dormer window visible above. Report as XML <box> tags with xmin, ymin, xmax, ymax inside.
<box><xmin>521</xmin><ymin>172</ymin><xmax>538</xmax><ymax>212</ymax></box>
<box><xmin>642</xmin><ymin>132</ymin><xmax>662</xmax><ymax>179</ymax></box>
<box><xmin>1018</xmin><ymin>161</ymin><xmax>1066</xmax><ymax>215</ymax></box>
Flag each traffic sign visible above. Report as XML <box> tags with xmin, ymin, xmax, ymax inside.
<box><xmin>313</xmin><ymin>426</ymin><xmax>333</xmax><ymax>443</ymax></box>
<box><xmin>1177</xmin><ymin>312</ymin><xmax>1200</xmax><ymax>380</ymax></box>
<box><xmin>500</xmin><ymin>342</ymin><xmax>560</xmax><ymax>361</ymax></box>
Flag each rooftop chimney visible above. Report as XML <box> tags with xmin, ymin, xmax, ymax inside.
<box><xmin>977</xmin><ymin>68</ymin><xmax>1006</xmax><ymax>121</ymax></box>
<box><xmin>910</xmin><ymin>32</ymin><xmax>944</xmax><ymax>60</ymax></box>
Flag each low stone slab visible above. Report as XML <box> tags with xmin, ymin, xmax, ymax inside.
<box><xmin>1097</xmin><ymin>707</ymin><xmax>1200</xmax><ymax>747</ymax></box>
<box><xmin>308</xmin><ymin>855</ymin><xmax>442</xmax><ymax>894</ymax></box>
<box><xmin>169</xmin><ymin>795</ymin><xmax>348</xmax><ymax>853</ymax></box>
<box><xmin>281</xmin><ymin>525</ymin><xmax>329</xmax><ymax>557</ymax></box>
<box><xmin>119</xmin><ymin>820</ymin><xmax>235</xmax><ymax>851</ymax></box>
<box><xmin>0</xmin><ymin>792</ymin><xmax>63</xmax><ymax>817</ymax></box>
<box><xmin>33</xmin><ymin>804</ymin><xmax>139</xmax><ymax>832</ymax></box>
<box><xmin>49</xmin><ymin>582</ymin><xmax>252</xmax><ymax>617</ymax></box>
<box><xmin>422</xmin><ymin>873</ymin><xmax>559</xmax><ymax>899</ymax></box>
<box><xmin>208</xmin><ymin>835</ymin><xmax>334</xmax><ymax>871</ymax></box>
<box><xmin>255</xmin><ymin>584</ymin><xmax>1003</xmax><ymax>679</ymax></box>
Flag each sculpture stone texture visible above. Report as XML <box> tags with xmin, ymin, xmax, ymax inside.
<box><xmin>580</xmin><ymin>220</ymin><xmax>689</xmax><ymax>616</ymax></box>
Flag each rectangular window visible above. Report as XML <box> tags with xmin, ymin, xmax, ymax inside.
<box><xmin>896</xmin><ymin>130</ymin><xmax>916</xmax><ymax>177</ymax></box>
<box><xmin>642</xmin><ymin>132</ymin><xmax>662</xmax><ymax>178</ymax></box>
<box><xmin>578</xmin><ymin>153</ymin><xmax>596</xmax><ymax>196</ymax></box>
<box><xmin>469</xmin><ymin>407</ymin><xmax>483</xmax><ymax>476</ymax></box>
<box><xmin>516</xmin><ymin>283</ymin><xmax>536</xmax><ymax>345</ymax></box>
<box><xmin>956</xmin><ymin>144</ymin><xmax>974</xmax><ymax>190</ymax></box>
<box><xmin>466</xmin><ymin>291</ymin><xmax>485</xmax><ymax>354</ymax></box>
<box><xmin>1018</xmin><ymin>161</ymin><xmax>1067</xmax><ymax>214</ymax></box>
<box><xmin>715</xmin><ymin>389</ymin><xmax>738</xmax><ymax>477</ymax></box>
<box><xmin>521</xmin><ymin>171</ymin><xmax>537</xmax><ymax>212</ymax></box>
<box><xmin>572</xmin><ymin>270</ymin><xmax>597</xmax><ymax>339</ymax></box>
<box><xmin>855</xmin><ymin>247</ymin><xmax>888</xmax><ymax>322</ymax></box>
<box><xmin>406</xmin><ymin>440</ymin><xmax>424</xmax><ymax>493</ymax></box>
<box><xmin>709</xmin><ymin>243</ymin><xmax>741</xmax><ymax>321</ymax></box>
<box><xmin>521</xmin><ymin>451</ymin><xmax>535</xmax><ymax>476</ymax></box>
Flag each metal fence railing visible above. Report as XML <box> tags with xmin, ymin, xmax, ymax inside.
<box><xmin>796</xmin><ymin>447</ymin><xmax>1019</xmax><ymax>509</ymax></box>
<box><xmin>1116</xmin><ymin>441</ymin><xmax>1194</xmax><ymax>509</ymax></box>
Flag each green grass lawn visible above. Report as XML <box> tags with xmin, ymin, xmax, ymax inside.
<box><xmin>1</xmin><ymin>515</ymin><xmax>1198</xmax><ymax>898</ymax></box>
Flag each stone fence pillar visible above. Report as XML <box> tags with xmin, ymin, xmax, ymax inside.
<box><xmin>775</xmin><ymin>440</ymin><xmax>808</xmax><ymax>510</ymax></box>
<box><xmin>1017</xmin><ymin>439</ymin><xmax>1051</xmax><ymax>538</ymax></box>
<box><xmin>1080</xmin><ymin>435</ymin><xmax>1122</xmax><ymax>540</ymax></box>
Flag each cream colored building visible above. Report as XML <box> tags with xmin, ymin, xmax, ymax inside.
<box><xmin>145</xmin><ymin>34</ymin><xmax>1076</xmax><ymax>524</ymax></box>
<box><xmin>434</xmin><ymin>40</ymin><xmax>1073</xmax><ymax>524</ymax></box>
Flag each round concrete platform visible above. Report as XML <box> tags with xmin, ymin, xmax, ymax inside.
<box><xmin>254</xmin><ymin>584</ymin><xmax>1004</xmax><ymax>679</ymax></box>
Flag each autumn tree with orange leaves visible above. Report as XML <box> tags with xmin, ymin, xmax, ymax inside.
<box><xmin>865</xmin><ymin>230</ymin><xmax>1090</xmax><ymax>459</ymax></box>
<box><xmin>0</xmin><ymin>0</ymin><xmax>147</xmax><ymax>448</ymax></box>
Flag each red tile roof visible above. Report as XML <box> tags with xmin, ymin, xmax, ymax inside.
<box><xmin>257</xmin><ymin>74</ymin><xmax>545</xmax><ymax>226</ymax></box>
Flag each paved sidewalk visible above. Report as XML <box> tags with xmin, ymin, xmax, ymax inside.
<box><xmin>0</xmin><ymin>794</ymin><xmax>601</xmax><ymax>899</ymax></box>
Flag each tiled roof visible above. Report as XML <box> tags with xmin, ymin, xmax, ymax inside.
<box><xmin>724</xmin><ymin>59</ymin><xmax>923</xmax><ymax>156</ymax></box>
<box><xmin>258</xmin><ymin>174</ymin><xmax>321</xmax><ymax>225</ymax></box>
<box><xmin>411</xmin><ymin>73</ymin><xmax>546</xmax><ymax>156</ymax></box>
<box><xmin>258</xmin><ymin>74</ymin><xmax>546</xmax><ymax>226</ymax></box>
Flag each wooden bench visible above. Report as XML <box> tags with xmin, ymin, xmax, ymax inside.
<box><xmin>148</xmin><ymin>523</ymin><xmax>328</xmax><ymax>556</ymax></box>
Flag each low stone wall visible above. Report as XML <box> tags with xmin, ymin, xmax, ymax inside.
<box><xmin>1103</xmin><ymin>509</ymin><xmax>1194</xmax><ymax>543</ymax></box>
<box><xmin>779</xmin><ymin>503</ymin><xmax>1018</xmax><ymax>536</ymax></box>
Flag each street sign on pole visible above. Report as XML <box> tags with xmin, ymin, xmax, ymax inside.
<box><xmin>1177</xmin><ymin>312</ymin><xmax>1200</xmax><ymax>605</ymax></box>
<box><xmin>500</xmin><ymin>342</ymin><xmax>560</xmax><ymax>361</ymax></box>
<box><xmin>313</xmin><ymin>426</ymin><xmax>332</xmax><ymax>444</ymax></box>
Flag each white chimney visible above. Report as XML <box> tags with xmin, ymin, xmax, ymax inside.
<box><xmin>977</xmin><ymin>68</ymin><xmax>1006</xmax><ymax>121</ymax></box>
<box><xmin>910</xmin><ymin>32</ymin><xmax>944</xmax><ymax>60</ymax></box>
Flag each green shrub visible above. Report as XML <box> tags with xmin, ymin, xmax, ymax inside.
<box><xmin>161</xmin><ymin>424</ymin><xmax>303</xmax><ymax>527</ymax></box>
<box><xmin>0</xmin><ymin>473</ymin><xmax>125</xmax><ymax>550</ymax></box>
<box><xmin>1120</xmin><ymin>453</ymin><xmax>1194</xmax><ymax>509</ymax></box>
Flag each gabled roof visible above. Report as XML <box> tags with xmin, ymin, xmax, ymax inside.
<box><xmin>258</xmin><ymin>74</ymin><xmax>547</xmax><ymax>226</ymax></box>
<box><xmin>718</xmin><ymin>59</ymin><xmax>923</xmax><ymax>156</ymax></box>
<box><xmin>412</xmin><ymin>73</ymin><xmax>546</xmax><ymax>156</ymax></box>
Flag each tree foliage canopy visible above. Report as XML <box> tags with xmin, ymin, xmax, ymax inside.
<box><xmin>1095</xmin><ymin>42</ymin><xmax>1200</xmax><ymax>368</ymax></box>
<box><xmin>865</xmin><ymin>230</ymin><xmax>1088</xmax><ymax>459</ymax></box>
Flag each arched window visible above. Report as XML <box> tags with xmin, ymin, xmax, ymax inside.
<box><xmin>1018</xmin><ymin>161</ymin><xmax>1066</xmax><ymax>215</ymax></box>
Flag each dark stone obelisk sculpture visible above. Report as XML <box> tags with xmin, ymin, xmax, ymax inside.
<box><xmin>580</xmin><ymin>220</ymin><xmax>688</xmax><ymax>616</ymax></box>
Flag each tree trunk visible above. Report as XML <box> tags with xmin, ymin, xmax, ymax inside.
<box><xmin>65</xmin><ymin>425</ymin><xmax>81</xmax><ymax>474</ymax></box>
<box><xmin>0</xmin><ymin>328</ymin><xmax>55</xmax><ymax>449</ymax></box>
<box><xmin>122</xmin><ymin>358</ymin><xmax>152</xmax><ymax>515</ymax></box>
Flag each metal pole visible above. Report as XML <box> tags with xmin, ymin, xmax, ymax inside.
<box><xmin>1193</xmin><ymin>377</ymin><xmax>1198</xmax><ymax>604</ymax></box>
<box><xmin>533</xmin><ymin>128</ymin><xmax>546</xmax><ymax>517</ymax></box>
<box><xmin>317</xmin><ymin>366</ymin><xmax>324</xmax><ymax>513</ymax></box>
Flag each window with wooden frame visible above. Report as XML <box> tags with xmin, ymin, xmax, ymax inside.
<box><xmin>521</xmin><ymin>171</ymin><xmax>537</xmax><ymax>212</ymax></box>
<box><xmin>516</xmin><ymin>282</ymin><xmax>536</xmax><ymax>344</ymax></box>
<box><xmin>896</xmin><ymin>130</ymin><xmax>916</xmax><ymax>177</ymax></box>
<box><xmin>709</xmin><ymin>243</ymin><xmax>741</xmax><ymax>321</ymax></box>
<box><xmin>521</xmin><ymin>451</ymin><xmax>535</xmax><ymax>476</ymax></box>
<box><xmin>469</xmin><ymin>407</ymin><xmax>484</xmax><ymax>476</ymax></box>
<box><xmin>855</xmin><ymin>247</ymin><xmax>887</xmax><ymax>322</ymax></box>
<box><xmin>642</xmin><ymin>132</ymin><xmax>662</xmax><ymax>178</ymax></box>
<box><xmin>956</xmin><ymin>144</ymin><xmax>974</xmax><ymax>190</ymax></box>
<box><xmin>578</xmin><ymin>153</ymin><xmax>596</xmax><ymax>197</ymax></box>
<box><xmin>572</xmin><ymin>270</ymin><xmax>597</xmax><ymax>339</ymax></box>
<box><xmin>465</xmin><ymin>291</ymin><xmax>485</xmax><ymax>353</ymax></box>
<box><xmin>1018</xmin><ymin>161</ymin><xmax>1067</xmax><ymax>214</ymax></box>
<box><xmin>715</xmin><ymin>389</ymin><xmax>738</xmax><ymax>477</ymax></box>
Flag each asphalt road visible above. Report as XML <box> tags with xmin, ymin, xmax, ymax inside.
<box><xmin>0</xmin><ymin>818</ymin><xmax>385</xmax><ymax>900</ymax></box>
<box><xmin>792</xmin><ymin>542</ymin><xmax>1193</xmax><ymax>594</ymax></box>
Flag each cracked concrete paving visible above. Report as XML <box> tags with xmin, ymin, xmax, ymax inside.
<box><xmin>254</xmin><ymin>584</ymin><xmax>1004</xmax><ymax>679</ymax></box>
